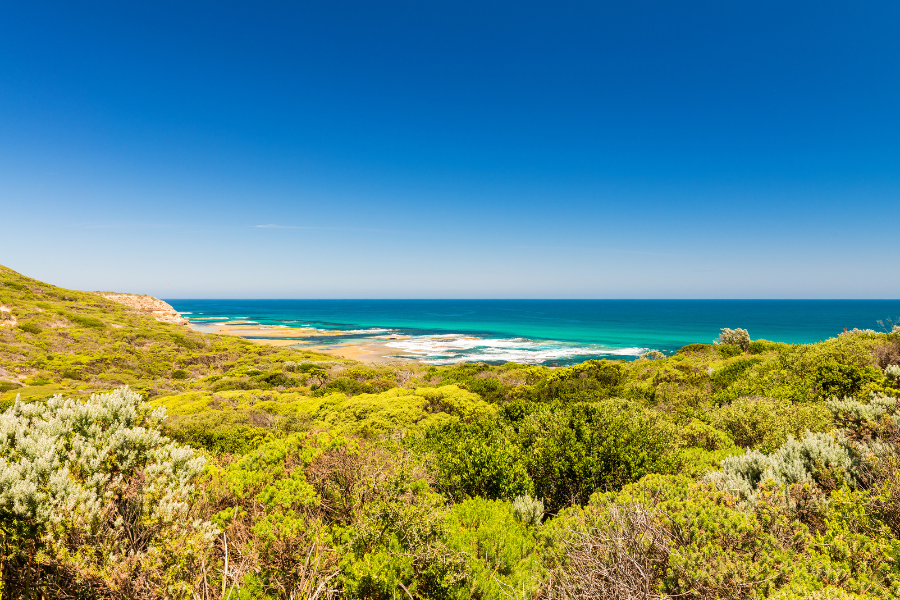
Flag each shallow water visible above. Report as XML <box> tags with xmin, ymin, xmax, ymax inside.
<box><xmin>168</xmin><ymin>300</ymin><xmax>900</xmax><ymax>366</ymax></box>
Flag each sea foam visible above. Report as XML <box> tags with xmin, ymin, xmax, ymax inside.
<box><xmin>384</xmin><ymin>334</ymin><xmax>646</xmax><ymax>365</ymax></box>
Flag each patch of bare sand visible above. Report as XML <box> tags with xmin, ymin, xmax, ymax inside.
<box><xmin>303</xmin><ymin>340</ymin><xmax>418</xmax><ymax>364</ymax></box>
<box><xmin>186</xmin><ymin>321</ymin><xmax>418</xmax><ymax>363</ymax></box>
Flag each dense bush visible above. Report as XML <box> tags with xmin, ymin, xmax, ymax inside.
<box><xmin>516</xmin><ymin>400</ymin><xmax>680</xmax><ymax>514</ymax></box>
<box><xmin>815</xmin><ymin>363</ymin><xmax>880</xmax><ymax>400</ymax></box>
<box><xmin>546</xmin><ymin>472</ymin><xmax>900</xmax><ymax>600</ymax></box>
<box><xmin>416</xmin><ymin>419</ymin><xmax>534</xmax><ymax>501</ymax></box>
<box><xmin>545</xmin><ymin>474</ymin><xmax>804</xmax><ymax>600</ymax></box>
<box><xmin>446</xmin><ymin>498</ymin><xmax>542</xmax><ymax>600</ymax></box>
<box><xmin>710</xmin><ymin>392</ymin><xmax>900</xmax><ymax>510</ymax></box>
<box><xmin>203</xmin><ymin>431</ymin><xmax>472</xmax><ymax>600</ymax></box>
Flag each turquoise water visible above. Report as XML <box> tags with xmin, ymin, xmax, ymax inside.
<box><xmin>166</xmin><ymin>300</ymin><xmax>900</xmax><ymax>366</ymax></box>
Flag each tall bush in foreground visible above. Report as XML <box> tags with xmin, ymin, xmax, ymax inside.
<box><xmin>0</xmin><ymin>388</ymin><xmax>216</xmax><ymax>599</ymax></box>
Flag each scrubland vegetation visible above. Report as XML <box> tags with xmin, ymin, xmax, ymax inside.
<box><xmin>1</xmin><ymin>264</ymin><xmax>900</xmax><ymax>599</ymax></box>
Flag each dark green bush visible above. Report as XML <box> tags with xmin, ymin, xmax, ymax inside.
<box><xmin>531</xmin><ymin>360</ymin><xmax>625</xmax><ymax>403</ymax></box>
<box><xmin>416</xmin><ymin>419</ymin><xmax>534</xmax><ymax>502</ymax></box>
<box><xmin>677</xmin><ymin>343</ymin><xmax>711</xmax><ymax>354</ymax></box>
<box><xmin>814</xmin><ymin>363</ymin><xmax>880</xmax><ymax>400</ymax></box>
<box><xmin>172</xmin><ymin>369</ymin><xmax>188</xmax><ymax>380</ymax></box>
<box><xmin>716</xmin><ymin>343</ymin><xmax>744</xmax><ymax>358</ymax></box>
<box><xmin>61</xmin><ymin>369</ymin><xmax>81</xmax><ymax>380</ymax></box>
<box><xmin>62</xmin><ymin>313</ymin><xmax>105</xmax><ymax>328</ymax></box>
<box><xmin>250</xmin><ymin>371</ymin><xmax>296</xmax><ymax>388</ymax></box>
<box><xmin>311</xmin><ymin>376</ymin><xmax>396</xmax><ymax>396</ymax></box>
<box><xmin>210</xmin><ymin>377</ymin><xmax>254</xmax><ymax>392</ymax></box>
<box><xmin>710</xmin><ymin>357</ymin><xmax>763</xmax><ymax>390</ymax></box>
<box><xmin>0</xmin><ymin>381</ymin><xmax>22</xmax><ymax>393</ymax></box>
<box><xmin>165</xmin><ymin>411</ymin><xmax>274</xmax><ymax>454</ymax></box>
<box><xmin>517</xmin><ymin>400</ymin><xmax>680</xmax><ymax>514</ymax></box>
<box><xmin>749</xmin><ymin>339</ymin><xmax>785</xmax><ymax>354</ymax></box>
<box><xmin>17</xmin><ymin>322</ymin><xmax>42</xmax><ymax>335</ymax></box>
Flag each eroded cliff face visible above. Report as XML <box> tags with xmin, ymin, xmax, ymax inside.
<box><xmin>96</xmin><ymin>292</ymin><xmax>188</xmax><ymax>325</ymax></box>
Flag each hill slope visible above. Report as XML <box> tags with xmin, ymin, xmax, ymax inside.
<box><xmin>0</xmin><ymin>264</ymin><xmax>339</xmax><ymax>405</ymax></box>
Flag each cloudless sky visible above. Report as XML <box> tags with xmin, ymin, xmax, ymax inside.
<box><xmin>1</xmin><ymin>1</ymin><xmax>898</xmax><ymax>298</ymax></box>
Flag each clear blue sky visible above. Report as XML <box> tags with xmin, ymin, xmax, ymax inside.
<box><xmin>2</xmin><ymin>1</ymin><xmax>898</xmax><ymax>298</ymax></box>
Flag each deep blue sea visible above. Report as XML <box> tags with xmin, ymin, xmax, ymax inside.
<box><xmin>165</xmin><ymin>300</ymin><xmax>900</xmax><ymax>366</ymax></box>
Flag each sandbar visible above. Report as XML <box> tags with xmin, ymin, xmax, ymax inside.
<box><xmin>187</xmin><ymin>321</ymin><xmax>418</xmax><ymax>363</ymax></box>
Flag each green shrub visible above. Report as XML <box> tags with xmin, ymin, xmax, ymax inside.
<box><xmin>676</xmin><ymin>343</ymin><xmax>711</xmax><ymax>354</ymax></box>
<box><xmin>678</xmin><ymin>418</ymin><xmax>735</xmax><ymax>451</ymax></box>
<box><xmin>716</xmin><ymin>343</ymin><xmax>744</xmax><ymax>358</ymax></box>
<box><xmin>16</xmin><ymin>322</ymin><xmax>41</xmax><ymax>335</ymax></box>
<box><xmin>446</xmin><ymin>498</ymin><xmax>541</xmax><ymax>600</ymax></box>
<box><xmin>416</xmin><ymin>419</ymin><xmax>534</xmax><ymax>501</ymax></box>
<box><xmin>749</xmin><ymin>339</ymin><xmax>785</xmax><ymax>354</ymax></box>
<box><xmin>312</xmin><ymin>375</ymin><xmax>396</xmax><ymax>396</ymax></box>
<box><xmin>710</xmin><ymin>396</ymin><xmax>833</xmax><ymax>452</ymax></box>
<box><xmin>211</xmin><ymin>433</ymin><xmax>468</xmax><ymax>600</ymax></box>
<box><xmin>251</xmin><ymin>370</ymin><xmax>298</xmax><ymax>388</ymax></box>
<box><xmin>172</xmin><ymin>368</ymin><xmax>188</xmax><ymax>380</ymax></box>
<box><xmin>0</xmin><ymin>381</ymin><xmax>22</xmax><ymax>393</ymax></box>
<box><xmin>165</xmin><ymin>410</ymin><xmax>275</xmax><ymax>454</ymax></box>
<box><xmin>710</xmin><ymin>392</ymin><xmax>900</xmax><ymax>511</ymax></box>
<box><xmin>62</xmin><ymin>312</ymin><xmax>105</xmax><ymax>328</ymax></box>
<box><xmin>210</xmin><ymin>376</ymin><xmax>254</xmax><ymax>391</ymax></box>
<box><xmin>545</xmin><ymin>474</ymin><xmax>803</xmax><ymax>600</ymax></box>
<box><xmin>815</xmin><ymin>363</ymin><xmax>880</xmax><ymax>400</ymax></box>
<box><xmin>548</xmin><ymin>473</ymin><xmax>900</xmax><ymax>599</ymax></box>
<box><xmin>517</xmin><ymin>400</ymin><xmax>681</xmax><ymax>513</ymax></box>
<box><xmin>530</xmin><ymin>360</ymin><xmax>625</xmax><ymax>402</ymax></box>
<box><xmin>710</xmin><ymin>357</ymin><xmax>763</xmax><ymax>390</ymax></box>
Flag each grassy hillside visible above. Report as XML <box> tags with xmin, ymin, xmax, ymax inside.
<box><xmin>0</xmin><ymin>264</ymin><xmax>343</xmax><ymax>401</ymax></box>
<box><xmin>2</xmin><ymin>263</ymin><xmax>899</xmax><ymax>600</ymax></box>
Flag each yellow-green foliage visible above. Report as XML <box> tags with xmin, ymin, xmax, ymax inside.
<box><xmin>445</xmin><ymin>498</ymin><xmax>542</xmax><ymax>600</ymax></box>
<box><xmin>154</xmin><ymin>384</ymin><xmax>496</xmax><ymax>448</ymax></box>
<box><xmin>312</xmin><ymin>384</ymin><xmax>496</xmax><ymax>436</ymax></box>
<box><xmin>710</xmin><ymin>396</ymin><xmax>834</xmax><ymax>452</ymax></box>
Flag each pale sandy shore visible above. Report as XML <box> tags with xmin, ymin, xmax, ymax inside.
<box><xmin>188</xmin><ymin>321</ymin><xmax>418</xmax><ymax>363</ymax></box>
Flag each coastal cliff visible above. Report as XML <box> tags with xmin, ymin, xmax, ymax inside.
<box><xmin>95</xmin><ymin>292</ymin><xmax>188</xmax><ymax>325</ymax></box>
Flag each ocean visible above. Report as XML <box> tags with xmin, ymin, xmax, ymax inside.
<box><xmin>165</xmin><ymin>299</ymin><xmax>900</xmax><ymax>366</ymax></box>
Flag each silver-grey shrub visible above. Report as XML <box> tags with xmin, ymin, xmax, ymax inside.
<box><xmin>708</xmin><ymin>392</ymin><xmax>899</xmax><ymax>507</ymax></box>
<box><xmin>0</xmin><ymin>387</ymin><xmax>217</xmax><ymax>597</ymax></box>
<box><xmin>708</xmin><ymin>431</ymin><xmax>854</xmax><ymax>506</ymax></box>
<box><xmin>715</xmin><ymin>327</ymin><xmax>750</xmax><ymax>351</ymax></box>
<box><xmin>512</xmin><ymin>494</ymin><xmax>544</xmax><ymax>527</ymax></box>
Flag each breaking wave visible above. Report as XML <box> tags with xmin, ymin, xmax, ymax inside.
<box><xmin>383</xmin><ymin>334</ymin><xmax>647</xmax><ymax>365</ymax></box>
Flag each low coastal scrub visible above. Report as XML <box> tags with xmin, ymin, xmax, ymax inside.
<box><xmin>1</xmin><ymin>264</ymin><xmax>900</xmax><ymax>599</ymax></box>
